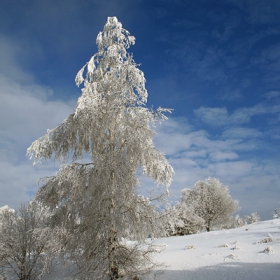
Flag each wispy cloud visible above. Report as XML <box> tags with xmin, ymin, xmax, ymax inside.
<box><xmin>0</xmin><ymin>35</ymin><xmax>35</xmax><ymax>83</ymax></box>
<box><xmin>224</xmin><ymin>0</ymin><xmax>280</xmax><ymax>25</ymax></box>
<box><xmin>263</xmin><ymin>90</ymin><xmax>280</xmax><ymax>100</ymax></box>
<box><xmin>0</xmin><ymin>81</ymin><xmax>74</xmax><ymax>207</ymax></box>
<box><xmin>156</xmin><ymin>1</ymin><xmax>280</xmax><ymax>110</ymax></box>
<box><xmin>152</xmin><ymin>117</ymin><xmax>280</xmax><ymax>218</ymax></box>
<box><xmin>218</xmin><ymin>89</ymin><xmax>243</xmax><ymax>102</ymax></box>
<box><xmin>0</xmin><ymin>38</ymin><xmax>75</xmax><ymax>209</ymax></box>
<box><xmin>221</xmin><ymin>127</ymin><xmax>262</xmax><ymax>139</ymax></box>
<box><xmin>194</xmin><ymin>102</ymin><xmax>280</xmax><ymax>127</ymax></box>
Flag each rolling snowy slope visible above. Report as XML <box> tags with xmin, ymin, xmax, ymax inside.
<box><xmin>44</xmin><ymin>219</ymin><xmax>280</xmax><ymax>279</ymax></box>
<box><xmin>145</xmin><ymin>219</ymin><xmax>280</xmax><ymax>280</ymax></box>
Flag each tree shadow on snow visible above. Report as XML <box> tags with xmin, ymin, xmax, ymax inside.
<box><xmin>148</xmin><ymin>262</ymin><xmax>280</xmax><ymax>280</ymax></box>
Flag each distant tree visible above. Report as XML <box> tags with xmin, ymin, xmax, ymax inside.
<box><xmin>244</xmin><ymin>212</ymin><xmax>260</xmax><ymax>224</ymax></box>
<box><xmin>0</xmin><ymin>202</ymin><xmax>55</xmax><ymax>280</ymax></box>
<box><xmin>27</xmin><ymin>17</ymin><xmax>173</xmax><ymax>280</ymax></box>
<box><xmin>0</xmin><ymin>205</ymin><xmax>14</xmax><ymax>213</ymax></box>
<box><xmin>232</xmin><ymin>214</ymin><xmax>246</xmax><ymax>228</ymax></box>
<box><xmin>272</xmin><ymin>208</ymin><xmax>279</xmax><ymax>219</ymax></box>
<box><xmin>181</xmin><ymin>178</ymin><xmax>239</xmax><ymax>232</ymax></box>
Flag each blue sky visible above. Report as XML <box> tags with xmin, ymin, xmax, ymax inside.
<box><xmin>0</xmin><ymin>0</ymin><xmax>280</xmax><ymax>219</ymax></box>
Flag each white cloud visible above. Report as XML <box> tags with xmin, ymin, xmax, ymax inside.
<box><xmin>0</xmin><ymin>74</ymin><xmax>75</xmax><ymax>146</ymax></box>
<box><xmin>0</xmin><ymin>35</ymin><xmax>34</xmax><ymax>83</ymax></box>
<box><xmin>219</xmin><ymin>89</ymin><xmax>243</xmax><ymax>101</ymax></box>
<box><xmin>0</xmin><ymin>38</ymin><xmax>76</xmax><ymax>209</ymax></box>
<box><xmin>0</xmin><ymin>77</ymin><xmax>73</xmax><ymax>207</ymax></box>
<box><xmin>0</xmin><ymin>160</ymin><xmax>57</xmax><ymax>208</ymax></box>
<box><xmin>0</xmin><ymin>75</ymin><xmax>75</xmax><ymax>207</ymax></box>
<box><xmin>222</xmin><ymin>127</ymin><xmax>262</xmax><ymax>139</ymax></box>
<box><xmin>194</xmin><ymin>107</ymin><xmax>230</xmax><ymax>126</ymax></box>
<box><xmin>152</xmin><ymin>117</ymin><xmax>280</xmax><ymax>219</ymax></box>
<box><xmin>263</xmin><ymin>90</ymin><xmax>280</xmax><ymax>100</ymax></box>
<box><xmin>209</xmin><ymin>151</ymin><xmax>238</xmax><ymax>162</ymax></box>
<box><xmin>194</xmin><ymin>103</ymin><xmax>280</xmax><ymax>127</ymax></box>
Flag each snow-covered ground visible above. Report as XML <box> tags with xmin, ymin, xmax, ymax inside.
<box><xmin>45</xmin><ymin>219</ymin><xmax>280</xmax><ymax>279</ymax></box>
<box><xmin>145</xmin><ymin>219</ymin><xmax>280</xmax><ymax>280</ymax></box>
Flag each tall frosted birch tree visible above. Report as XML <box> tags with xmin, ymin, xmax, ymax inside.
<box><xmin>27</xmin><ymin>17</ymin><xmax>173</xmax><ymax>280</ymax></box>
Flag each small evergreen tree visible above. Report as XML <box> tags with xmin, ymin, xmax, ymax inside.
<box><xmin>27</xmin><ymin>17</ymin><xmax>173</xmax><ymax>279</ymax></box>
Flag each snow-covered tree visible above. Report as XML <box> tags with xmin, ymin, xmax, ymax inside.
<box><xmin>244</xmin><ymin>212</ymin><xmax>260</xmax><ymax>224</ymax></box>
<box><xmin>0</xmin><ymin>201</ymin><xmax>55</xmax><ymax>280</ymax></box>
<box><xmin>181</xmin><ymin>178</ymin><xmax>239</xmax><ymax>232</ymax></box>
<box><xmin>0</xmin><ymin>205</ymin><xmax>15</xmax><ymax>216</ymax></box>
<box><xmin>273</xmin><ymin>208</ymin><xmax>279</xmax><ymax>219</ymax></box>
<box><xmin>232</xmin><ymin>214</ymin><xmax>246</xmax><ymax>228</ymax></box>
<box><xmin>165</xmin><ymin>203</ymin><xmax>204</xmax><ymax>236</ymax></box>
<box><xmin>27</xmin><ymin>17</ymin><xmax>173</xmax><ymax>280</ymax></box>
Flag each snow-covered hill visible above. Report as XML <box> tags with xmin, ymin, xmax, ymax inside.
<box><xmin>145</xmin><ymin>219</ymin><xmax>280</xmax><ymax>280</ymax></box>
<box><xmin>45</xmin><ymin>219</ymin><xmax>280</xmax><ymax>279</ymax></box>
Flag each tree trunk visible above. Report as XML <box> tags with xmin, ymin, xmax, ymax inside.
<box><xmin>109</xmin><ymin>169</ymin><xmax>119</xmax><ymax>279</ymax></box>
<box><xmin>108</xmin><ymin>226</ymin><xmax>119</xmax><ymax>280</ymax></box>
<box><xmin>206</xmin><ymin>220</ymin><xmax>211</xmax><ymax>232</ymax></box>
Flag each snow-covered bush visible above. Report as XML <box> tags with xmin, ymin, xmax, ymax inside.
<box><xmin>165</xmin><ymin>204</ymin><xmax>204</xmax><ymax>236</ymax></box>
<box><xmin>261</xmin><ymin>246</ymin><xmax>273</xmax><ymax>254</ymax></box>
<box><xmin>231</xmin><ymin>214</ymin><xmax>246</xmax><ymax>228</ymax></box>
<box><xmin>272</xmin><ymin>208</ymin><xmax>279</xmax><ymax>219</ymax></box>
<box><xmin>0</xmin><ymin>201</ymin><xmax>56</xmax><ymax>279</ymax></box>
<box><xmin>218</xmin><ymin>243</ymin><xmax>229</xmax><ymax>248</ymax></box>
<box><xmin>185</xmin><ymin>244</ymin><xmax>197</xmax><ymax>249</ymax></box>
<box><xmin>258</xmin><ymin>233</ymin><xmax>275</xmax><ymax>244</ymax></box>
<box><xmin>232</xmin><ymin>245</ymin><xmax>241</xmax><ymax>250</ymax></box>
<box><xmin>244</xmin><ymin>212</ymin><xmax>260</xmax><ymax>224</ymax></box>
<box><xmin>224</xmin><ymin>254</ymin><xmax>239</xmax><ymax>261</ymax></box>
<box><xmin>0</xmin><ymin>205</ymin><xmax>15</xmax><ymax>215</ymax></box>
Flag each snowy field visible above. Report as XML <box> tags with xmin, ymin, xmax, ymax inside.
<box><xmin>45</xmin><ymin>219</ymin><xmax>280</xmax><ymax>280</ymax></box>
<box><xmin>145</xmin><ymin>219</ymin><xmax>280</xmax><ymax>280</ymax></box>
